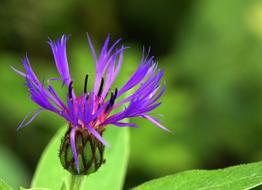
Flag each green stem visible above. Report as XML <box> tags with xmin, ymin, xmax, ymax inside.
<box><xmin>69</xmin><ymin>175</ymin><xmax>85</xmax><ymax>190</ymax></box>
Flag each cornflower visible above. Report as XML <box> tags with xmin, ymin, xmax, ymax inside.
<box><xmin>13</xmin><ymin>34</ymin><xmax>168</xmax><ymax>174</ymax></box>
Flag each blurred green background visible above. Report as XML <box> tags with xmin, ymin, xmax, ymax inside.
<box><xmin>1</xmin><ymin>0</ymin><xmax>262</xmax><ymax>189</ymax></box>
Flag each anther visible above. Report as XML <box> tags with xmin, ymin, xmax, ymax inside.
<box><xmin>105</xmin><ymin>104</ymin><xmax>110</xmax><ymax>113</ymax></box>
<box><xmin>84</xmin><ymin>74</ymin><xmax>88</xmax><ymax>94</ymax></box>
<box><xmin>105</xmin><ymin>92</ymin><xmax>114</xmax><ymax>112</ymax></box>
<box><xmin>109</xmin><ymin>91</ymin><xmax>114</xmax><ymax>105</ymax></box>
<box><xmin>113</xmin><ymin>88</ymin><xmax>118</xmax><ymax>100</ymax></box>
<box><xmin>110</xmin><ymin>89</ymin><xmax>117</xmax><ymax>106</ymax></box>
<box><xmin>97</xmin><ymin>78</ymin><xmax>104</xmax><ymax>97</ymax></box>
<box><xmin>69</xmin><ymin>81</ymin><xmax>73</xmax><ymax>100</ymax></box>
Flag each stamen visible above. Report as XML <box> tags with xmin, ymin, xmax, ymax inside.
<box><xmin>114</xmin><ymin>88</ymin><xmax>118</xmax><ymax>100</ymax></box>
<box><xmin>109</xmin><ymin>91</ymin><xmax>114</xmax><ymax>105</ymax></box>
<box><xmin>97</xmin><ymin>77</ymin><xmax>104</xmax><ymax>97</ymax></box>
<box><xmin>105</xmin><ymin>88</ymin><xmax>118</xmax><ymax>112</ymax></box>
<box><xmin>105</xmin><ymin>104</ymin><xmax>110</xmax><ymax>113</ymax></box>
<box><xmin>69</xmin><ymin>81</ymin><xmax>73</xmax><ymax>100</ymax></box>
<box><xmin>105</xmin><ymin>91</ymin><xmax>114</xmax><ymax>112</ymax></box>
<box><xmin>110</xmin><ymin>88</ymin><xmax>118</xmax><ymax>106</ymax></box>
<box><xmin>84</xmin><ymin>74</ymin><xmax>88</xmax><ymax>94</ymax></box>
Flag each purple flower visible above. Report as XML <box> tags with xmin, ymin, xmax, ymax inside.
<box><xmin>13</xmin><ymin>34</ymin><xmax>168</xmax><ymax>173</ymax></box>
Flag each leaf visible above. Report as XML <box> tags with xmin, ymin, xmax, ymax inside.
<box><xmin>0</xmin><ymin>145</ymin><xmax>29</xmax><ymax>189</ymax></box>
<box><xmin>31</xmin><ymin>125</ymin><xmax>129</xmax><ymax>190</ymax></box>
<box><xmin>31</xmin><ymin>126</ymin><xmax>68</xmax><ymax>189</ymax></box>
<box><xmin>132</xmin><ymin>161</ymin><xmax>262</xmax><ymax>190</ymax></box>
<box><xmin>0</xmin><ymin>178</ymin><xmax>13</xmax><ymax>190</ymax></box>
<box><xmin>83</xmin><ymin>125</ymin><xmax>129</xmax><ymax>190</ymax></box>
<box><xmin>0</xmin><ymin>145</ymin><xmax>30</xmax><ymax>190</ymax></box>
<box><xmin>20</xmin><ymin>188</ymin><xmax>50</xmax><ymax>190</ymax></box>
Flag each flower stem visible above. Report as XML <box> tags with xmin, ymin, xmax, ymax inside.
<box><xmin>69</xmin><ymin>175</ymin><xmax>85</xmax><ymax>190</ymax></box>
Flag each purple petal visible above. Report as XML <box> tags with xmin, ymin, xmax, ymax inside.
<box><xmin>17</xmin><ymin>108</ymin><xmax>43</xmax><ymax>130</ymax></box>
<box><xmin>114</xmin><ymin>122</ymin><xmax>139</xmax><ymax>128</ymax></box>
<box><xmin>141</xmin><ymin>114</ymin><xmax>171</xmax><ymax>132</ymax></box>
<box><xmin>104</xmin><ymin>59</ymin><xmax>166</xmax><ymax>130</ymax></box>
<box><xmin>117</xmin><ymin>55</ymin><xmax>153</xmax><ymax>97</ymax></box>
<box><xmin>26</xmin><ymin>77</ymin><xmax>62</xmax><ymax>114</ymax></box>
<box><xmin>86</xmin><ymin>33</ymin><xmax>97</xmax><ymax>62</ymax></box>
<box><xmin>48</xmin><ymin>35</ymin><xmax>72</xmax><ymax>87</ymax></box>
<box><xmin>86</xmin><ymin>125</ymin><xmax>109</xmax><ymax>147</ymax></box>
<box><xmin>18</xmin><ymin>57</ymin><xmax>65</xmax><ymax>112</ymax></box>
<box><xmin>100</xmin><ymin>35</ymin><xmax>110</xmax><ymax>59</ymax></box>
<box><xmin>101</xmin><ymin>47</ymin><xmax>124</xmax><ymax>99</ymax></box>
<box><xmin>66</xmin><ymin>96</ymin><xmax>77</xmax><ymax>125</ymax></box>
<box><xmin>47</xmin><ymin>79</ymin><xmax>66</xmax><ymax>109</ymax></box>
<box><xmin>10</xmin><ymin>66</ymin><xmax>26</xmax><ymax>77</ymax></box>
<box><xmin>93</xmin><ymin>36</ymin><xmax>123</xmax><ymax>95</ymax></box>
<box><xmin>70</xmin><ymin>127</ymin><xmax>80</xmax><ymax>173</ymax></box>
<box><xmin>148</xmin><ymin>82</ymin><xmax>166</xmax><ymax>105</ymax></box>
<box><xmin>107</xmin><ymin>38</ymin><xmax>122</xmax><ymax>55</ymax></box>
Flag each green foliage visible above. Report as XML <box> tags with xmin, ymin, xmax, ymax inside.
<box><xmin>169</xmin><ymin>0</ymin><xmax>262</xmax><ymax>166</ymax></box>
<box><xmin>127</xmin><ymin>0</ymin><xmax>262</xmax><ymax>181</ymax></box>
<box><xmin>31</xmin><ymin>126</ymin><xmax>69</xmax><ymax>189</ymax></box>
<box><xmin>83</xmin><ymin>126</ymin><xmax>129</xmax><ymax>190</ymax></box>
<box><xmin>31</xmin><ymin>125</ymin><xmax>129</xmax><ymax>190</ymax></box>
<box><xmin>20</xmin><ymin>188</ymin><xmax>50</xmax><ymax>190</ymax></box>
<box><xmin>0</xmin><ymin>178</ymin><xmax>13</xmax><ymax>190</ymax></box>
<box><xmin>1</xmin><ymin>0</ymin><xmax>262</xmax><ymax>188</ymax></box>
<box><xmin>0</xmin><ymin>145</ymin><xmax>29</xmax><ymax>190</ymax></box>
<box><xmin>133</xmin><ymin>161</ymin><xmax>262</xmax><ymax>190</ymax></box>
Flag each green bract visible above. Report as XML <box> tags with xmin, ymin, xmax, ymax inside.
<box><xmin>31</xmin><ymin>125</ymin><xmax>129</xmax><ymax>190</ymax></box>
<box><xmin>59</xmin><ymin>127</ymin><xmax>105</xmax><ymax>175</ymax></box>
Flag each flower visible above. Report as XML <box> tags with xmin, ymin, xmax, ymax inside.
<box><xmin>13</xmin><ymin>34</ymin><xmax>169</xmax><ymax>174</ymax></box>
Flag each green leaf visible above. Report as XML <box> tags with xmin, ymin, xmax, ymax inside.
<box><xmin>133</xmin><ymin>161</ymin><xmax>262</xmax><ymax>190</ymax></box>
<box><xmin>31</xmin><ymin>125</ymin><xmax>129</xmax><ymax>190</ymax></box>
<box><xmin>83</xmin><ymin>125</ymin><xmax>129</xmax><ymax>190</ymax></box>
<box><xmin>0</xmin><ymin>178</ymin><xmax>13</xmax><ymax>190</ymax></box>
<box><xmin>0</xmin><ymin>145</ymin><xmax>30</xmax><ymax>189</ymax></box>
<box><xmin>31</xmin><ymin>126</ymin><xmax>68</xmax><ymax>189</ymax></box>
<box><xmin>20</xmin><ymin>188</ymin><xmax>50</xmax><ymax>190</ymax></box>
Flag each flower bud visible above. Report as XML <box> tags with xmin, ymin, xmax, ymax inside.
<box><xmin>59</xmin><ymin>127</ymin><xmax>105</xmax><ymax>175</ymax></box>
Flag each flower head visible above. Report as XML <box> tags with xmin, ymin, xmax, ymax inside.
<box><xmin>13</xmin><ymin>34</ymin><xmax>168</xmax><ymax>174</ymax></box>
